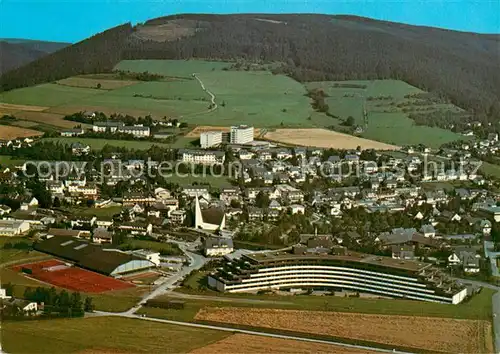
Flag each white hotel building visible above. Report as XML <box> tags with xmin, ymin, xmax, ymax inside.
<box><xmin>230</xmin><ymin>125</ymin><xmax>254</xmax><ymax>144</ymax></box>
<box><xmin>179</xmin><ymin>149</ymin><xmax>226</xmax><ymax>165</ymax></box>
<box><xmin>200</xmin><ymin>131</ymin><xmax>223</xmax><ymax>149</ymax></box>
<box><xmin>208</xmin><ymin>247</ymin><xmax>468</xmax><ymax>304</ymax></box>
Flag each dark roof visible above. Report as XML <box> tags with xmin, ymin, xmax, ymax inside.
<box><xmin>34</xmin><ymin>236</ymin><xmax>142</xmax><ymax>275</ymax></box>
<box><xmin>204</xmin><ymin>237</ymin><xmax>233</xmax><ymax>249</ymax></box>
<box><xmin>201</xmin><ymin>207</ymin><xmax>225</xmax><ymax>225</ymax></box>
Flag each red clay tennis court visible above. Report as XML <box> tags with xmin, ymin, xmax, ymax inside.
<box><xmin>11</xmin><ymin>259</ymin><xmax>134</xmax><ymax>293</ymax></box>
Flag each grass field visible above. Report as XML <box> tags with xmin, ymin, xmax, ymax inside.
<box><xmin>306</xmin><ymin>80</ymin><xmax>465</xmax><ymax>147</ymax></box>
<box><xmin>194</xmin><ymin>71</ymin><xmax>315</xmax><ymax>127</ymax></box>
<box><xmin>57</xmin><ymin>77</ymin><xmax>139</xmax><ymax>90</ymax></box>
<box><xmin>2</xmin><ymin>316</ymin><xmax>229</xmax><ymax>353</ymax></box>
<box><xmin>480</xmin><ymin>161</ymin><xmax>500</xmax><ymax>179</ymax></box>
<box><xmin>152</xmin><ymin>287</ymin><xmax>494</xmax><ymax>321</ymax></box>
<box><xmin>42</xmin><ymin>137</ymin><xmax>170</xmax><ymax>150</ymax></box>
<box><xmin>115</xmin><ymin>59</ymin><xmax>231</xmax><ymax>78</ymax></box>
<box><xmin>0</xmin><ymin>83</ymin><xmax>102</xmax><ymax>107</ymax></box>
<box><xmin>118</xmin><ymin>239</ymin><xmax>183</xmax><ymax>256</ymax></box>
<box><xmin>0</xmin><ymin>155</ymin><xmax>25</xmax><ymax>168</ymax></box>
<box><xmin>114</xmin><ymin>60</ymin><xmax>321</xmax><ymax>127</ymax></box>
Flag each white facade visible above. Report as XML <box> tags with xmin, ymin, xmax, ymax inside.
<box><xmin>230</xmin><ymin>125</ymin><xmax>254</xmax><ymax>144</ymax></box>
<box><xmin>200</xmin><ymin>131</ymin><xmax>223</xmax><ymax>149</ymax></box>
<box><xmin>180</xmin><ymin>150</ymin><xmax>225</xmax><ymax>165</ymax></box>
<box><xmin>209</xmin><ymin>264</ymin><xmax>467</xmax><ymax>305</ymax></box>
<box><xmin>0</xmin><ymin>220</ymin><xmax>30</xmax><ymax>236</ymax></box>
<box><xmin>118</xmin><ymin>126</ymin><xmax>151</xmax><ymax>137</ymax></box>
<box><xmin>132</xmin><ymin>250</ymin><xmax>161</xmax><ymax>266</ymax></box>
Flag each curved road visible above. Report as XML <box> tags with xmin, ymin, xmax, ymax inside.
<box><xmin>193</xmin><ymin>73</ymin><xmax>218</xmax><ymax>112</ymax></box>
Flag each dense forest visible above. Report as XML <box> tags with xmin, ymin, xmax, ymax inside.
<box><xmin>0</xmin><ymin>24</ymin><xmax>133</xmax><ymax>89</ymax></box>
<box><xmin>1</xmin><ymin>14</ymin><xmax>499</xmax><ymax>123</ymax></box>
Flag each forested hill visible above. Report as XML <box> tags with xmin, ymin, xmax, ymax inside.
<box><xmin>0</xmin><ymin>39</ymin><xmax>69</xmax><ymax>74</ymax></box>
<box><xmin>1</xmin><ymin>14</ymin><xmax>499</xmax><ymax>121</ymax></box>
<box><xmin>0</xmin><ymin>24</ymin><xmax>134</xmax><ymax>89</ymax></box>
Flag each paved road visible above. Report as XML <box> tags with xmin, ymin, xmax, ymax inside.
<box><xmin>95</xmin><ymin>311</ymin><xmax>415</xmax><ymax>354</ymax></box>
<box><xmin>164</xmin><ymin>290</ymin><xmax>295</xmax><ymax>305</ymax></box>
<box><xmin>124</xmin><ymin>245</ymin><xmax>208</xmax><ymax>315</ymax></box>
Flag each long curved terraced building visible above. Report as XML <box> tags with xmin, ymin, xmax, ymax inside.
<box><xmin>208</xmin><ymin>247</ymin><xmax>468</xmax><ymax>304</ymax></box>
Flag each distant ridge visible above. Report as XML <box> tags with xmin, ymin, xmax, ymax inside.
<box><xmin>1</xmin><ymin>14</ymin><xmax>499</xmax><ymax>121</ymax></box>
<box><xmin>0</xmin><ymin>39</ymin><xmax>70</xmax><ymax>74</ymax></box>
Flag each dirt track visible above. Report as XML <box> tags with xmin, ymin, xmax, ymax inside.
<box><xmin>264</xmin><ymin>128</ymin><xmax>399</xmax><ymax>150</ymax></box>
<box><xmin>195</xmin><ymin>307</ymin><xmax>493</xmax><ymax>353</ymax></box>
<box><xmin>189</xmin><ymin>334</ymin><xmax>379</xmax><ymax>354</ymax></box>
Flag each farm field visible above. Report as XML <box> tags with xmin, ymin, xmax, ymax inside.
<box><xmin>0</xmin><ymin>83</ymin><xmax>102</xmax><ymax>107</ymax></box>
<box><xmin>0</xmin><ymin>155</ymin><xmax>25</xmax><ymax>168</ymax></box>
<box><xmin>42</xmin><ymin>137</ymin><xmax>171</xmax><ymax>150</ymax></box>
<box><xmin>10</xmin><ymin>110</ymin><xmax>78</xmax><ymax>128</ymax></box>
<box><xmin>159</xmin><ymin>287</ymin><xmax>494</xmax><ymax>320</ymax></box>
<box><xmin>57</xmin><ymin>77</ymin><xmax>139</xmax><ymax>90</ymax></box>
<box><xmin>193</xmin><ymin>70</ymin><xmax>315</xmax><ymax>127</ymax></box>
<box><xmin>115</xmin><ymin>59</ymin><xmax>231</xmax><ymax>78</ymax></box>
<box><xmin>264</xmin><ymin>128</ymin><xmax>399</xmax><ymax>150</ymax></box>
<box><xmin>194</xmin><ymin>307</ymin><xmax>493</xmax><ymax>353</ymax></box>
<box><xmin>306</xmin><ymin>80</ymin><xmax>466</xmax><ymax>147</ymax></box>
<box><xmin>2</xmin><ymin>316</ymin><xmax>230</xmax><ymax>353</ymax></box>
<box><xmin>189</xmin><ymin>333</ymin><xmax>379</xmax><ymax>354</ymax></box>
<box><xmin>113</xmin><ymin>60</ymin><xmax>319</xmax><ymax>127</ymax></box>
<box><xmin>0</xmin><ymin>125</ymin><xmax>43</xmax><ymax>139</ymax></box>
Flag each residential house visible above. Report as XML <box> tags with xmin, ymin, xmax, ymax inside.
<box><xmin>0</xmin><ymin>205</ymin><xmax>12</xmax><ymax>216</ymax></box>
<box><xmin>420</xmin><ymin>224</ymin><xmax>436</xmax><ymax>238</ymax></box>
<box><xmin>93</xmin><ymin>228</ymin><xmax>113</xmax><ymax>244</ymax></box>
<box><xmin>203</xmin><ymin>238</ymin><xmax>234</xmax><ymax>257</ymax></box>
<box><xmin>289</xmin><ymin>204</ymin><xmax>305</xmax><ymax>215</ymax></box>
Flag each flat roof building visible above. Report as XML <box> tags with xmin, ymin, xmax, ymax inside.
<box><xmin>230</xmin><ymin>125</ymin><xmax>254</xmax><ymax>145</ymax></box>
<box><xmin>200</xmin><ymin>131</ymin><xmax>223</xmax><ymax>149</ymax></box>
<box><xmin>34</xmin><ymin>236</ymin><xmax>155</xmax><ymax>276</ymax></box>
<box><xmin>208</xmin><ymin>247</ymin><xmax>467</xmax><ymax>304</ymax></box>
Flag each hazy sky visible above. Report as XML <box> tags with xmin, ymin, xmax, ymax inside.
<box><xmin>1</xmin><ymin>0</ymin><xmax>499</xmax><ymax>42</ymax></box>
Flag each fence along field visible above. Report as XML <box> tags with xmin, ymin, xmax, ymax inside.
<box><xmin>195</xmin><ymin>307</ymin><xmax>494</xmax><ymax>353</ymax></box>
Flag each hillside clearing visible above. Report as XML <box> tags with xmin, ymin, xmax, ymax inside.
<box><xmin>195</xmin><ymin>307</ymin><xmax>493</xmax><ymax>353</ymax></box>
<box><xmin>114</xmin><ymin>59</ymin><xmax>231</xmax><ymax>78</ymax></box>
<box><xmin>264</xmin><ymin>128</ymin><xmax>399</xmax><ymax>150</ymax></box>
<box><xmin>306</xmin><ymin>80</ymin><xmax>466</xmax><ymax>148</ymax></box>
<box><xmin>57</xmin><ymin>77</ymin><xmax>139</xmax><ymax>90</ymax></box>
